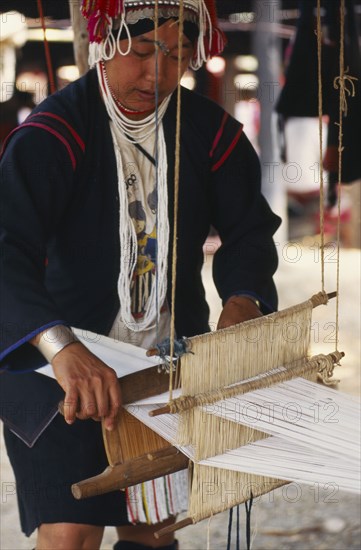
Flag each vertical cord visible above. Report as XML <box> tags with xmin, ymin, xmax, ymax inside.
<box><xmin>37</xmin><ymin>0</ymin><xmax>56</xmax><ymax>94</ymax></box>
<box><xmin>335</xmin><ymin>0</ymin><xmax>345</xmax><ymax>352</ymax></box>
<box><xmin>169</xmin><ymin>0</ymin><xmax>184</xmax><ymax>399</ymax></box>
<box><xmin>154</xmin><ymin>0</ymin><xmax>160</xmax><ymax>345</ymax></box>
<box><xmin>316</xmin><ymin>0</ymin><xmax>325</xmax><ymax>291</ymax></box>
<box><xmin>236</xmin><ymin>505</ymin><xmax>240</xmax><ymax>550</ymax></box>
<box><xmin>226</xmin><ymin>506</ymin><xmax>233</xmax><ymax>550</ymax></box>
<box><xmin>245</xmin><ymin>494</ymin><xmax>254</xmax><ymax>550</ymax></box>
<box><xmin>206</xmin><ymin>513</ymin><xmax>212</xmax><ymax>550</ymax></box>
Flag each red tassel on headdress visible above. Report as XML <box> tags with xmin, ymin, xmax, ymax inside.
<box><xmin>81</xmin><ymin>0</ymin><xmax>226</xmax><ymax>56</ymax></box>
<box><xmin>203</xmin><ymin>0</ymin><xmax>226</xmax><ymax>57</ymax></box>
<box><xmin>82</xmin><ymin>0</ymin><xmax>124</xmax><ymax>42</ymax></box>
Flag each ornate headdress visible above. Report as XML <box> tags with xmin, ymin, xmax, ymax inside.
<box><xmin>81</xmin><ymin>0</ymin><xmax>226</xmax><ymax>69</ymax></box>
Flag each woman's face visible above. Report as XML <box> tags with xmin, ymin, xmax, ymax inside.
<box><xmin>105</xmin><ymin>19</ymin><xmax>194</xmax><ymax>115</ymax></box>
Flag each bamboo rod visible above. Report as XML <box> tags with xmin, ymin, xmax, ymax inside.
<box><xmin>149</xmin><ymin>351</ymin><xmax>344</xmax><ymax>417</ymax></box>
<box><xmin>155</xmin><ymin>517</ymin><xmax>193</xmax><ymax>538</ymax></box>
<box><xmin>310</xmin><ymin>290</ymin><xmax>337</xmax><ymax>306</ymax></box>
<box><xmin>72</xmin><ymin>446</ymin><xmax>189</xmax><ymax>499</ymax></box>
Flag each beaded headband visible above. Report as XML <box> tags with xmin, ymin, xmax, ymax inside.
<box><xmin>81</xmin><ymin>0</ymin><xmax>225</xmax><ymax>69</ymax></box>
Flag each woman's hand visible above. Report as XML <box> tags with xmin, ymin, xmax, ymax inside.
<box><xmin>217</xmin><ymin>295</ymin><xmax>263</xmax><ymax>330</ymax></box>
<box><xmin>51</xmin><ymin>343</ymin><xmax>121</xmax><ymax>431</ymax></box>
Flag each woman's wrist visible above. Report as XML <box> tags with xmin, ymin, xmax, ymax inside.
<box><xmin>226</xmin><ymin>294</ymin><xmax>261</xmax><ymax>310</ymax></box>
<box><xmin>33</xmin><ymin>325</ymin><xmax>80</xmax><ymax>363</ymax></box>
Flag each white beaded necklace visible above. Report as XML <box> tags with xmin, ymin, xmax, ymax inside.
<box><xmin>98</xmin><ymin>62</ymin><xmax>170</xmax><ymax>332</ymax></box>
<box><xmin>97</xmin><ymin>62</ymin><xmax>171</xmax><ymax>143</ymax></box>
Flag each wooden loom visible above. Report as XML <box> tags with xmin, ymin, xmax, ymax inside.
<box><xmin>70</xmin><ymin>290</ymin><xmax>352</xmax><ymax>536</ymax></box>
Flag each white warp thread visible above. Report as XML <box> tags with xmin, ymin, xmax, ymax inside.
<box><xmin>127</xmin><ymin>378</ymin><xmax>361</xmax><ymax>495</ymax></box>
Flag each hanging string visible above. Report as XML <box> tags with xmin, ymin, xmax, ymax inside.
<box><xmin>206</xmin><ymin>512</ymin><xmax>212</xmax><ymax>550</ymax></box>
<box><xmin>333</xmin><ymin>0</ymin><xmax>349</xmax><ymax>352</ymax></box>
<box><xmin>37</xmin><ymin>0</ymin><xmax>56</xmax><ymax>94</ymax></box>
<box><xmin>316</xmin><ymin>0</ymin><xmax>354</xmax><ymax>358</ymax></box>
<box><xmin>236</xmin><ymin>505</ymin><xmax>240</xmax><ymax>550</ymax></box>
<box><xmin>335</xmin><ymin>0</ymin><xmax>344</xmax><ymax>353</ymax></box>
<box><xmin>169</xmin><ymin>0</ymin><xmax>185</xmax><ymax>399</ymax></box>
<box><xmin>154</xmin><ymin>0</ymin><xmax>160</xmax><ymax>345</ymax></box>
<box><xmin>316</xmin><ymin>0</ymin><xmax>325</xmax><ymax>291</ymax></box>
<box><xmin>334</xmin><ymin>72</ymin><xmax>357</xmax><ymax>116</ymax></box>
<box><xmin>219</xmin><ymin>506</ymin><xmax>240</xmax><ymax>550</ymax></box>
<box><xmin>245</xmin><ymin>494</ymin><xmax>254</xmax><ymax>550</ymax></box>
<box><xmin>226</xmin><ymin>506</ymin><xmax>233</xmax><ymax>550</ymax></box>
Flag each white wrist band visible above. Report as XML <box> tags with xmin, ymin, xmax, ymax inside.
<box><xmin>36</xmin><ymin>325</ymin><xmax>80</xmax><ymax>363</ymax></box>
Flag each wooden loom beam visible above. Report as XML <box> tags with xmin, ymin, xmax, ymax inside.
<box><xmin>150</xmin><ymin>351</ymin><xmax>344</xmax><ymax>417</ymax></box>
<box><xmin>155</xmin><ymin>517</ymin><xmax>194</xmax><ymax>538</ymax></box>
<box><xmin>66</xmin><ymin>364</ymin><xmax>187</xmax><ymax>499</ymax></box>
<box><xmin>71</xmin><ymin>446</ymin><xmax>189</xmax><ymax>499</ymax></box>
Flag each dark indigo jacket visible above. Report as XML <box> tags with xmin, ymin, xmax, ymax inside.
<box><xmin>0</xmin><ymin>70</ymin><xmax>281</xmax><ymax>444</ymax></box>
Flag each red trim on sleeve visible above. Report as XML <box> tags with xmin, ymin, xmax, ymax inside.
<box><xmin>16</xmin><ymin>122</ymin><xmax>77</xmax><ymax>170</ymax></box>
<box><xmin>29</xmin><ymin>112</ymin><xmax>86</xmax><ymax>152</ymax></box>
<box><xmin>211</xmin><ymin>126</ymin><xmax>243</xmax><ymax>172</ymax></box>
<box><xmin>209</xmin><ymin>112</ymin><xmax>228</xmax><ymax>158</ymax></box>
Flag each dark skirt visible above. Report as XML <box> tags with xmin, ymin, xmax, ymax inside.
<box><xmin>3</xmin><ymin>413</ymin><xmax>129</xmax><ymax>536</ymax></box>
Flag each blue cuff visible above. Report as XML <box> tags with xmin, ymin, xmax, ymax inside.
<box><xmin>0</xmin><ymin>320</ymin><xmax>67</xmax><ymax>370</ymax></box>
